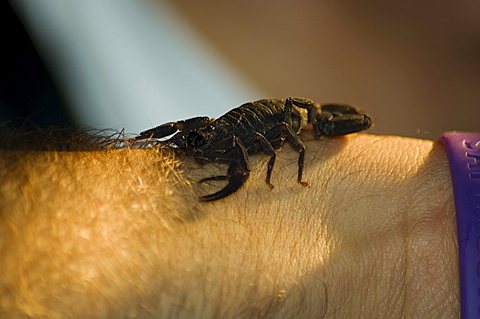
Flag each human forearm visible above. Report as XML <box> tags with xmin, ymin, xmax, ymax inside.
<box><xmin>0</xmin><ymin>134</ymin><xmax>459</xmax><ymax>318</ymax></box>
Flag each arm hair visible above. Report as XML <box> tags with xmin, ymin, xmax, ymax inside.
<box><xmin>0</xmin><ymin>130</ymin><xmax>459</xmax><ymax>318</ymax></box>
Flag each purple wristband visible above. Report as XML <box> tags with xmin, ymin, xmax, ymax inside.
<box><xmin>440</xmin><ymin>132</ymin><xmax>480</xmax><ymax>319</ymax></box>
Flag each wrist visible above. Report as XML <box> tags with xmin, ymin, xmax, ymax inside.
<box><xmin>197</xmin><ymin>134</ymin><xmax>459</xmax><ymax>317</ymax></box>
<box><xmin>265</xmin><ymin>134</ymin><xmax>459</xmax><ymax>318</ymax></box>
<box><xmin>330</xmin><ymin>136</ymin><xmax>459</xmax><ymax>317</ymax></box>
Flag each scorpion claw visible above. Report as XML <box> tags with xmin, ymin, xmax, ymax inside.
<box><xmin>200</xmin><ymin>163</ymin><xmax>250</xmax><ymax>201</ymax></box>
<box><xmin>136</xmin><ymin>122</ymin><xmax>177</xmax><ymax>139</ymax></box>
<box><xmin>198</xmin><ymin>175</ymin><xmax>228</xmax><ymax>183</ymax></box>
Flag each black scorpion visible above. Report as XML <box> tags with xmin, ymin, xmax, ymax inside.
<box><xmin>137</xmin><ymin>97</ymin><xmax>371</xmax><ymax>201</ymax></box>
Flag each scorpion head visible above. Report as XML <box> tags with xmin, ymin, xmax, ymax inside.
<box><xmin>184</xmin><ymin>129</ymin><xmax>214</xmax><ymax>159</ymax></box>
<box><xmin>185</xmin><ymin>127</ymin><xmax>236</xmax><ymax>162</ymax></box>
<box><xmin>186</xmin><ymin>131</ymin><xmax>207</xmax><ymax>149</ymax></box>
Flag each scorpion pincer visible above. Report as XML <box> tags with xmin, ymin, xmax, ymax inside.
<box><xmin>137</xmin><ymin>97</ymin><xmax>372</xmax><ymax>201</ymax></box>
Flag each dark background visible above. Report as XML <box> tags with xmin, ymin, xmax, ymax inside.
<box><xmin>1</xmin><ymin>1</ymin><xmax>71</xmax><ymax>130</ymax></box>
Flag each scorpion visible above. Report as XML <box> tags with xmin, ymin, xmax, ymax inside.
<box><xmin>137</xmin><ymin>97</ymin><xmax>371</xmax><ymax>201</ymax></box>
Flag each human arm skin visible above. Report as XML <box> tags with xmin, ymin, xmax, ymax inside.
<box><xmin>0</xmin><ymin>134</ymin><xmax>459</xmax><ymax>318</ymax></box>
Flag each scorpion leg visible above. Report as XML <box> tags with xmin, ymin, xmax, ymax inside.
<box><xmin>316</xmin><ymin>104</ymin><xmax>371</xmax><ymax>136</ymax></box>
<box><xmin>200</xmin><ymin>136</ymin><xmax>251</xmax><ymax>201</ymax></box>
<box><xmin>246</xmin><ymin>132</ymin><xmax>276</xmax><ymax>190</ymax></box>
<box><xmin>265</xmin><ymin>123</ymin><xmax>309</xmax><ymax>187</ymax></box>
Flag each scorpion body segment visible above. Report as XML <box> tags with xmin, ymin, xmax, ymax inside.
<box><xmin>137</xmin><ymin>97</ymin><xmax>371</xmax><ymax>201</ymax></box>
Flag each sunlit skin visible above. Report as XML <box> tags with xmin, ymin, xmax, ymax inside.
<box><xmin>0</xmin><ymin>134</ymin><xmax>459</xmax><ymax>318</ymax></box>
